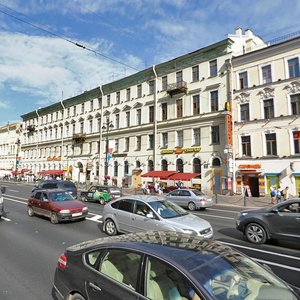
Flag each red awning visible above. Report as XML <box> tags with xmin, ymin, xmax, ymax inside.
<box><xmin>38</xmin><ymin>170</ymin><xmax>65</xmax><ymax>175</ymax></box>
<box><xmin>168</xmin><ymin>172</ymin><xmax>201</xmax><ymax>181</ymax></box>
<box><xmin>141</xmin><ymin>170</ymin><xmax>177</xmax><ymax>180</ymax></box>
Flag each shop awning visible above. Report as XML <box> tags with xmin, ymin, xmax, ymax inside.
<box><xmin>141</xmin><ymin>170</ymin><xmax>176</xmax><ymax>180</ymax></box>
<box><xmin>38</xmin><ymin>170</ymin><xmax>65</xmax><ymax>175</ymax></box>
<box><xmin>168</xmin><ymin>172</ymin><xmax>201</xmax><ymax>181</ymax></box>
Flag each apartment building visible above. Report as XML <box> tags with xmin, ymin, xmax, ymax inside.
<box><xmin>20</xmin><ymin>28</ymin><xmax>264</xmax><ymax>193</ymax></box>
<box><xmin>232</xmin><ymin>34</ymin><xmax>300</xmax><ymax>196</ymax></box>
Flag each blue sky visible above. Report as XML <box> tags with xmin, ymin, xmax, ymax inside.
<box><xmin>0</xmin><ymin>0</ymin><xmax>300</xmax><ymax>125</ymax></box>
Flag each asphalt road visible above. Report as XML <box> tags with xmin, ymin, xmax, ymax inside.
<box><xmin>0</xmin><ymin>182</ymin><xmax>299</xmax><ymax>299</ymax></box>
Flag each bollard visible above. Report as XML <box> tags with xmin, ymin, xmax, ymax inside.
<box><xmin>215</xmin><ymin>193</ymin><xmax>218</xmax><ymax>204</ymax></box>
<box><xmin>244</xmin><ymin>194</ymin><xmax>247</xmax><ymax>206</ymax></box>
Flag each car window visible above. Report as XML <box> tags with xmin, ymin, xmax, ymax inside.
<box><xmin>192</xmin><ymin>190</ymin><xmax>204</xmax><ymax>196</ymax></box>
<box><xmin>99</xmin><ymin>249</ymin><xmax>142</xmax><ymax>291</ymax></box>
<box><xmin>50</xmin><ymin>192</ymin><xmax>73</xmax><ymax>202</ymax></box>
<box><xmin>169</xmin><ymin>190</ymin><xmax>180</xmax><ymax>196</ymax></box>
<box><xmin>135</xmin><ymin>201</ymin><xmax>151</xmax><ymax>216</ymax></box>
<box><xmin>118</xmin><ymin>199</ymin><xmax>134</xmax><ymax>213</ymax></box>
<box><xmin>145</xmin><ymin>256</ymin><xmax>201</xmax><ymax>300</ymax></box>
<box><xmin>43</xmin><ymin>182</ymin><xmax>57</xmax><ymax>189</ymax></box>
<box><xmin>85</xmin><ymin>250</ymin><xmax>103</xmax><ymax>267</ymax></box>
<box><xmin>180</xmin><ymin>190</ymin><xmax>191</xmax><ymax>197</ymax></box>
<box><xmin>34</xmin><ymin>192</ymin><xmax>42</xmax><ymax>200</ymax></box>
<box><xmin>278</xmin><ymin>203</ymin><xmax>300</xmax><ymax>213</ymax></box>
<box><xmin>148</xmin><ymin>200</ymin><xmax>188</xmax><ymax>218</ymax></box>
<box><xmin>90</xmin><ymin>187</ymin><xmax>97</xmax><ymax>193</ymax></box>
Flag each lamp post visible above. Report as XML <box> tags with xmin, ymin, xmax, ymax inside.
<box><xmin>15</xmin><ymin>138</ymin><xmax>21</xmax><ymax>172</ymax></box>
<box><xmin>102</xmin><ymin>118</ymin><xmax>114</xmax><ymax>185</ymax></box>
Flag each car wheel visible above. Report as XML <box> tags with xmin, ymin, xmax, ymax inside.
<box><xmin>105</xmin><ymin>219</ymin><xmax>117</xmax><ymax>236</ymax></box>
<box><xmin>68</xmin><ymin>293</ymin><xmax>86</xmax><ymax>300</ymax></box>
<box><xmin>50</xmin><ymin>212</ymin><xmax>59</xmax><ymax>224</ymax></box>
<box><xmin>188</xmin><ymin>202</ymin><xmax>196</xmax><ymax>211</ymax></box>
<box><xmin>99</xmin><ymin>198</ymin><xmax>105</xmax><ymax>205</ymax></box>
<box><xmin>28</xmin><ymin>206</ymin><xmax>34</xmax><ymax>217</ymax></box>
<box><xmin>245</xmin><ymin>223</ymin><xmax>267</xmax><ymax>244</ymax></box>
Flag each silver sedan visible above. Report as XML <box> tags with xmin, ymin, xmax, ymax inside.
<box><xmin>165</xmin><ymin>188</ymin><xmax>213</xmax><ymax>210</ymax></box>
<box><xmin>102</xmin><ymin>195</ymin><xmax>213</xmax><ymax>239</ymax></box>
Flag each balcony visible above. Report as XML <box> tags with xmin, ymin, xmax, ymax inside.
<box><xmin>72</xmin><ymin>133</ymin><xmax>86</xmax><ymax>143</ymax></box>
<box><xmin>27</xmin><ymin>125</ymin><xmax>35</xmax><ymax>132</ymax></box>
<box><xmin>166</xmin><ymin>81</ymin><xmax>188</xmax><ymax>97</ymax></box>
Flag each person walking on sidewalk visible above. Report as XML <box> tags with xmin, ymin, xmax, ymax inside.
<box><xmin>270</xmin><ymin>185</ymin><xmax>276</xmax><ymax>204</ymax></box>
<box><xmin>276</xmin><ymin>187</ymin><xmax>282</xmax><ymax>203</ymax></box>
<box><xmin>282</xmin><ymin>186</ymin><xmax>289</xmax><ymax>201</ymax></box>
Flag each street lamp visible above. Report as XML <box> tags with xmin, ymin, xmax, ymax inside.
<box><xmin>15</xmin><ymin>138</ymin><xmax>21</xmax><ymax>172</ymax></box>
<box><xmin>102</xmin><ymin>118</ymin><xmax>114</xmax><ymax>185</ymax></box>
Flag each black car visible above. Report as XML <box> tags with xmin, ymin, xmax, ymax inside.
<box><xmin>32</xmin><ymin>180</ymin><xmax>77</xmax><ymax>198</ymax></box>
<box><xmin>52</xmin><ymin>231</ymin><xmax>299</xmax><ymax>300</ymax></box>
<box><xmin>0</xmin><ymin>186</ymin><xmax>6</xmax><ymax>219</ymax></box>
<box><xmin>80</xmin><ymin>185</ymin><xmax>122</xmax><ymax>204</ymax></box>
<box><xmin>236</xmin><ymin>199</ymin><xmax>300</xmax><ymax>244</ymax></box>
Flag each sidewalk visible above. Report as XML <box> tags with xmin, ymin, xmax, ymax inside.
<box><xmin>122</xmin><ymin>187</ymin><xmax>273</xmax><ymax>209</ymax></box>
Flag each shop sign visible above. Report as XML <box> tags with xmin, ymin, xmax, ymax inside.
<box><xmin>183</xmin><ymin>147</ymin><xmax>200</xmax><ymax>153</ymax></box>
<box><xmin>160</xmin><ymin>147</ymin><xmax>201</xmax><ymax>155</ymax></box>
<box><xmin>239</xmin><ymin>164</ymin><xmax>261</xmax><ymax>169</ymax></box>
<box><xmin>112</xmin><ymin>153</ymin><xmax>127</xmax><ymax>157</ymax></box>
<box><xmin>47</xmin><ymin>157</ymin><xmax>61</xmax><ymax>161</ymax></box>
<box><xmin>160</xmin><ymin>149</ymin><xmax>174</xmax><ymax>154</ymax></box>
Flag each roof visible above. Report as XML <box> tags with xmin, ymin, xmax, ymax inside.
<box><xmin>141</xmin><ymin>170</ymin><xmax>177</xmax><ymax>179</ymax></box>
<box><xmin>168</xmin><ymin>172</ymin><xmax>201</xmax><ymax>181</ymax></box>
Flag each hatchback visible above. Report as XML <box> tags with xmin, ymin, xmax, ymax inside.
<box><xmin>80</xmin><ymin>185</ymin><xmax>122</xmax><ymax>204</ymax></box>
<box><xmin>236</xmin><ymin>199</ymin><xmax>300</xmax><ymax>244</ymax></box>
<box><xmin>52</xmin><ymin>231</ymin><xmax>300</xmax><ymax>300</ymax></box>
<box><xmin>102</xmin><ymin>195</ymin><xmax>213</xmax><ymax>238</ymax></box>
<box><xmin>165</xmin><ymin>188</ymin><xmax>213</xmax><ymax>210</ymax></box>
<box><xmin>27</xmin><ymin>189</ymin><xmax>88</xmax><ymax>224</ymax></box>
<box><xmin>32</xmin><ymin>180</ymin><xmax>77</xmax><ymax>198</ymax></box>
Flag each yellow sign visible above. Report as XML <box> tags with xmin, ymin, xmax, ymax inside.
<box><xmin>239</xmin><ymin>164</ymin><xmax>261</xmax><ymax>169</ymax></box>
<box><xmin>160</xmin><ymin>147</ymin><xmax>201</xmax><ymax>155</ymax></box>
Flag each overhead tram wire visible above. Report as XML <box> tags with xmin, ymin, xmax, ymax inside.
<box><xmin>0</xmin><ymin>5</ymin><xmax>140</xmax><ymax>72</ymax></box>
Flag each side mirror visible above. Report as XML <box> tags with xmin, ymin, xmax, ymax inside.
<box><xmin>1</xmin><ymin>186</ymin><xmax>6</xmax><ymax>194</ymax></box>
<box><xmin>271</xmin><ymin>208</ymin><xmax>279</xmax><ymax>213</ymax></box>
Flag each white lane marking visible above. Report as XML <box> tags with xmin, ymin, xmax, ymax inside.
<box><xmin>4</xmin><ymin>197</ymin><xmax>26</xmax><ymax>205</ymax></box>
<box><xmin>8</xmin><ymin>189</ymin><xmax>20</xmax><ymax>192</ymax></box>
<box><xmin>207</xmin><ymin>208</ymin><xmax>240</xmax><ymax>214</ymax></box>
<box><xmin>86</xmin><ymin>215</ymin><xmax>103</xmax><ymax>223</ymax></box>
<box><xmin>221</xmin><ymin>241</ymin><xmax>300</xmax><ymax>261</ymax></box>
<box><xmin>251</xmin><ymin>258</ymin><xmax>300</xmax><ymax>272</ymax></box>
<box><xmin>1</xmin><ymin>216</ymin><xmax>11</xmax><ymax>221</ymax></box>
<box><xmin>195</xmin><ymin>213</ymin><xmax>235</xmax><ymax>220</ymax></box>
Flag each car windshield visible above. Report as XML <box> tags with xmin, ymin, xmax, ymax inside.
<box><xmin>192</xmin><ymin>190</ymin><xmax>204</xmax><ymax>196</ymax></box>
<box><xmin>61</xmin><ymin>182</ymin><xmax>75</xmax><ymax>189</ymax></box>
<box><xmin>187</xmin><ymin>250</ymin><xmax>297</xmax><ymax>300</ymax></box>
<box><xmin>49</xmin><ymin>192</ymin><xmax>74</xmax><ymax>202</ymax></box>
<box><xmin>148</xmin><ymin>200</ymin><xmax>188</xmax><ymax>218</ymax></box>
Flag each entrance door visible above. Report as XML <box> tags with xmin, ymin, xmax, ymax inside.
<box><xmin>213</xmin><ymin>172</ymin><xmax>221</xmax><ymax>194</ymax></box>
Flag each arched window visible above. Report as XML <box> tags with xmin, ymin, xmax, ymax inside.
<box><xmin>148</xmin><ymin>160</ymin><xmax>154</xmax><ymax>172</ymax></box>
<box><xmin>124</xmin><ymin>161</ymin><xmax>129</xmax><ymax>175</ymax></box>
<box><xmin>176</xmin><ymin>158</ymin><xmax>184</xmax><ymax>173</ymax></box>
<box><xmin>193</xmin><ymin>158</ymin><xmax>201</xmax><ymax>174</ymax></box>
<box><xmin>136</xmin><ymin>160</ymin><xmax>141</xmax><ymax>168</ymax></box>
<box><xmin>212</xmin><ymin>157</ymin><xmax>221</xmax><ymax>167</ymax></box>
<box><xmin>161</xmin><ymin>159</ymin><xmax>168</xmax><ymax>171</ymax></box>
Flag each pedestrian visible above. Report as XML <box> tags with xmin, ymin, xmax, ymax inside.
<box><xmin>142</xmin><ymin>181</ymin><xmax>148</xmax><ymax>194</ymax></box>
<box><xmin>270</xmin><ymin>185</ymin><xmax>276</xmax><ymax>204</ymax></box>
<box><xmin>282</xmin><ymin>186</ymin><xmax>289</xmax><ymax>201</ymax></box>
<box><xmin>276</xmin><ymin>187</ymin><xmax>282</xmax><ymax>203</ymax></box>
<box><xmin>158</xmin><ymin>181</ymin><xmax>163</xmax><ymax>195</ymax></box>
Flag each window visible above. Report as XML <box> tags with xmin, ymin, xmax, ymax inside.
<box><xmin>148</xmin><ymin>160</ymin><xmax>154</xmax><ymax>172</ymax></box>
<box><xmin>67</xmin><ymin>108</ymin><xmax>70</xmax><ymax>118</ymax></box>
<box><xmin>291</xmin><ymin>94</ymin><xmax>300</xmax><ymax>115</ymax></box>
<box><xmin>193</xmin><ymin>128</ymin><xmax>200</xmax><ymax>145</ymax></box>
<box><xmin>126</xmin><ymin>88</ymin><xmax>131</xmax><ymax>101</ymax></box>
<box><xmin>115</xmin><ymin>114</ymin><xmax>120</xmax><ymax>129</ymax></box>
<box><xmin>115</xmin><ymin>139</ymin><xmax>119</xmax><ymax>152</ymax></box>
<box><xmin>124</xmin><ymin>161</ymin><xmax>129</xmax><ymax>175</ymax></box>
<box><xmin>193</xmin><ymin>158</ymin><xmax>201</xmax><ymax>173</ymax></box>
<box><xmin>177</xmin><ymin>130</ymin><xmax>183</xmax><ymax>147</ymax></box>
<box><xmin>136</xmin><ymin>136</ymin><xmax>141</xmax><ymax>151</ymax></box>
<box><xmin>240</xmin><ymin>103</ymin><xmax>250</xmax><ymax>121</ymax></box>
<box><xmin>210</xmin><ymin>91</ymin><xmax>219</xmax><ymax>112</ymax></box>
<box><xmin>137</xmin><ymin>84</ymin><xmax>142</xmax><ymax>98</ymax></box>
<box><xmin>125</xmin><ymin>111</ymin><xmax>130</xmax><ymax>127</ymax></box>
<box><xmin>161</xmin><ymin>103</ymin><xmax>168</xmax><ymax>120</ymax></box>
<box><xmin>80</xmin><ymin>121</ymin><xmax>84</xmax><ymax>133</ymax></box>
<box><xmin>98</xmin><ymin>98</ymin><xmax>102</xmax><ymax>109</ymax></box>
<box><xmin>162</xmin><ymin>132</ymin><xmax>168</xmax><ymax>148</ymax></box>
<box><xmin>90</xmin><ymin>100</ymin><xmax>93</xmax><ymax>111</ymax></box>
<box><xmin>176</xmin><ymin>71</ymin><xmax>183</xmax><ymax>84</ymax></box>
<box><xmin>192</xmin><ymin>65</ymin><xmax>199</xmax><ymax>81</ymax></box>
<box><xmin>176</xmin><ymin>99</ymin><xmax>183</xmax><ymax>118</ymax></box>
<box><xmin>97</xmin><ymin>118</ymin><xmax>101</xmax><ymax>132</ymax></box>
<box><xmin>209</xmin><ymin>59</ymin><xmax>217</xmax><ymax>77</ymax></box>
<box><xmin>114</xmin><ymin>161</ymin><xmax>118</xmax><ymax>176</ymax></box>
<box><xmin>116</xmin><ymin>91</ymin><xmax>120</xmax><ymax>104</ymax></box>
<box><xmin>149</xmin><ymin>106</ymin><xmax>154</xmax><ymax>123</ymax></box>
<box><xmin>161</xmin><ymin>159</ymin><xmax>168</xmax><ymax>171</ymax></box>
<box><xmin>288</xmin><ymin>57</ymin><xmax>300</xmax><ymax>78</ymax></box>
<box><xmin>239</xmin><ymin>71</ymin><xmax>248</xmax><ymax>89</ymax></box>
<box><xmin>266</xmin><ymin>133</ymin><xmax>277</xmax><ymax>155</ymax></box>
<box><xmin>193</xmin><ymin>95</ymin><xmax>200</xmax><ymax>115</ymax></box>
<box><xmin>125</xmin><ymin>137</ymin><xmax>129</xmax><ymax>152</ymax></box>
<box><xmin>81</xmin><ymin>103</ymin><xmax>84</xmax><ymax>114</ymax></box>
<box><xmin>293</xmin><ymin>131</ymin><xmax>300</xmax><ymax>154</ymax></box>
<box><xmin>149</xmin><ymin>134</ymin><xmax>154</xmax><ymax>149</ymax></box>
<box><xmin>262</xmin><ymin>65</ymin><xmax>272</xmax><ymax>84</ymax></box>
<box><xmin>162</xmin><ymin>76</ymin><xmax>167</xmax><ymax>90</ymax></box>
<box><xmin>89</xmin><ymin>120</ymin><xmax>93</xmax><ymax>133</ymax></box>
<box><xmin>264</xmin><ymin>99</ymin><xmax>274</xmax><ymax>119</ymax></box>
<box><xmin>136</xmin><ymin>109</ymin><xmax>141</xmax><ymax>125</ymax></box>
<box><xmin>176</xmin><ymin>158</ymin><xmax>184</xmax><ymax>173</ymax></box>
<box><xmin>149</xmin><ymin>80</ymin><xmax>155</xmax><ymax>94</ymax></box>
<box><xmin>107</xmin><ymin>95</ymin><xmax>111</xmax><ymax>107</ymax></box>
<box><xmin>211</xmin><ymin>126</ymin><xmax>220</xmax><ymax>144</ymax></box>
<box><xmin>241</xmin><ymin>136</ymin><xmax>251</xmax><ymax>156</ymax></box>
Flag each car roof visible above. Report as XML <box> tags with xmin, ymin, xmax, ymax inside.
<box><xmin>66</xmin><ymin>231</ymin><xmax>242</xmax><ymax>274</ymax></box>
<box><xmin>33</xmin><ymin>188</ymin><xmax>70</xmax><ymax>193</ymax></box>
<box><xmin>110</xmin><ymin>195</ymin><xmax>164</xmax><ymax>203</ymax></box>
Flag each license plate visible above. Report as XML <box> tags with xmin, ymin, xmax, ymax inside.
<box><xmin>72</xmin><ymin>212</ymin><xmax>82</xmax><ymax>217</ymax></box>
<box><xmin>206</xmin><ymin>198</ymin><xmax>212</xmax><ymax>201</ymax></box>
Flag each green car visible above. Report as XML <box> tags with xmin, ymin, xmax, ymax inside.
<box><xmin>80</xmin><ymin>186</ymin><xmax>111</xmax><ymax>205</ymax></box>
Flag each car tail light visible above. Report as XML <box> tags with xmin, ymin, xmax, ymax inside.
<box><xmin>57</xmin><ymin>253</ymin><xmax>67</xmax><ymax>269</ymax></box>
<box><xmin>199</xmin><ymin>197</ymin><xmax>205</xmax><ymax>202</ymax></box>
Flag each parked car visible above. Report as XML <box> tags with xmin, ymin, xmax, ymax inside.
<box><xmin>52</xmin><ymin>231</ymin><xmax>300</xmax><ymax>300</ymax></box>
<box><xmin>0</xmin><ymin>186</ymin><xmax>6</xmax><ymax>219</ymax></box>
<box><xmin>32</xmin><ymin>180</ymin><xmax>77</xmax><ymax>198</ymax></box>
<box><xmin>80</xmin><ymin>185</ymin><xmax>122</xmax><ymax>204</ymax></box>
<box><xmin>236</xmin><ymin>199</ymin><xmax>300</xmax><ymax>244</ymax></box>
<box><xmin>27</xmin><ymin>189</ymin><xmax>88</xmax><ymax>224</ymax></box>
<box><xmin>165</xmin><ymin>188</ymin><xmax>213</xmax><ymax>210</ymax></box>
<box><xmin>102</xmin><ymin>195</ymin><xmax>213</xmax><ymax>238</ymax></box>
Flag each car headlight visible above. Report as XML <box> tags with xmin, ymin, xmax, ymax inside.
<box><xmin>60</xmin><ymin>209</ymin><xmax>70</xmax><ymax>214</ymax></box>
<box><xmin>82</xmin><ymin>207</ymin><xmax>88</xmax><ymax>212</ymax></box>
<box><xmin>237</xmin><ymin>212</ymin><xmax>248</xmax><ymax>219</ymax></box>
<box><xmin>181</xmin><ymin>229</ymin><xmax>196</xmax><ymax>234</ymax></box>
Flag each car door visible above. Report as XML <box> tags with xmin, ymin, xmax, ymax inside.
<box><xmin>39</xmin><ymin>192</ymin><xmax>52</xmax><ymax>218</ymax></box>
<box><xmin>113</xmin><ymin>199</ymin><xmax>135</xmax><ymax>233</ymax></box>
<box><xmin>85</xmin><ymin>249</ymin><xmax>141</xmax><ymax>300</ymax></box>
<box><xmin>272</xmin><ymin>202</ymin><xmax>300</xmax><ymax>239</ymax></box>
<box><xmin>178</xmin><ymin>190</ymin><xmax>192</xmax><ymax>207</ymax></box>
<box><xmin>87</xmin><ymin>187</ymin><xmax>97</xmax><ymax>201</ymax></box>
<box><xmin>30</xmin><ymin>192</ymin><xmax>43</xmax><ymax>215</ymax></box>
<box><xmin>166</xmin><ymin>190</ymin><xmax>181</xmax><ymax>205</ymax></box>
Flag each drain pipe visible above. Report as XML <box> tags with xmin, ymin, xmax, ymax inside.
<box><xmin>152</xmin><ymin>65</ymin><xmax>158</xmax><ymax>172</ymax></box>
<box><xmin>98</xmin><ymin>86</ymin><xmax>104</xmax><ymax>184</ymax></box>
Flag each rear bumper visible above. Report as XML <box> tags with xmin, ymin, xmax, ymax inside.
<box><xmin>197</xmin><ymin>200</ymin><xmax>213</xmax><ymax>208</ymax></box>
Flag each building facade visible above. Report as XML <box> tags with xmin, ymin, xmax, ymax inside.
<box><xmin>232</xmin><ymin>35</ymin><xmax>300</xmax><ymax>197</ymax></box>
<box><xmin>20</xmin><ymin>28</ymin><xmax>264</xmax><ymax>193</ymax></box>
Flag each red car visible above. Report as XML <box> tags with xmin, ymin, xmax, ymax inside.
<box><xmin>27</xmin><ymin>189</ymin><xmax>88</xmax><ymax>224</ymax></box>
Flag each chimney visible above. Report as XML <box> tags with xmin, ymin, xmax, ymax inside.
<box><xmin>235</xmin><ymin>26</ymin><xmax>242</xmax><ymax>36</ymax></box>
<box><xmin>245</xmin><ymin>28</ymin><xmax>253</xmax><ymax>38</ymax></box>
